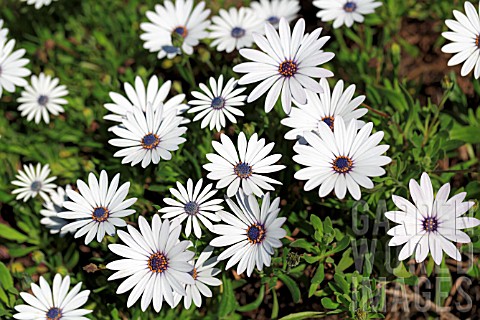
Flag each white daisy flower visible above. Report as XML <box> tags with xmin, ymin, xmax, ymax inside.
<box><xmin>281</xmin><ymin>78</ymin><xmax>367</xmax><ymax>141</ymax></box>
<box><xmin>293</xmin><ymin>117</ymin><xmax>391</xmax><ymax>200</ymax></box>
<box><xmin>159</xmin><ymin>179</ymin><xmax>223</xmax><ymax>239</ymax></box>
<box><xmin>40</xmin><ymin>185</ymin><xmax>71</xmax><ymax>236</ymax></box>
<box><xmin>313</xmin><ymin>0</ymin><xmax>382</xmax><ymax>29</ymax></box>
<box><xmin>250</xmin><ymin>0</ymin><xmax>301</xmax><ymax>28</ymax></box>
<box><xmin>20</xmin><ymin>0</ymin><xmax>57</xmax><ymax>9</ymax></box>
<box><xmin>108</xmin><ymin>103</ymin><xmax>187</xmax><ymax>168</ymax></box>
<box><xmin>210</xmin><ymin>190</ymin><xmax>286</xmax><ymax>277</ymax></box>
<box><xmin>13</xmin><ymin>273</ymin><xmax>91</xmax><ymax>320</ymax></box>
<box><xmin>233</xmin><ymin>18</ymin><xmax>335</xmax><ymax>114</ymax></box>
<box><xmin>441</xmin><ymin>1</ymin><xmax>480</xmax><ymax>78</ymax></box>
<box><xmin>17</xmin><ymin>73</ymin><xmax>68</xmax><ymax>124</ymax></box>
<box><xmin>59</xmin><ymin>170</ymin><xmax>137</xmax><ymax>245</ymax></box>
<box><xmin>203</xmin><ymin>132</ymin><xmax>285</xmax><ymax>197</ymax></box>
<box><xmin>106</xmin><ymin>215</ymin><xmax>195</xmax><ymax>312</ymax></box>
<box><xmin>104</xmin><ymin>75</ymin><xmax>188</xmax><ymax>129</ymax></box>
<box><xmin>0</xmin><ymin>19</ymin><xmax>9</xmax><ymax>41</ymax></box>
<box><xmin>386</xmin><ymin>172</ymin><xmax>480</xmax><ymax>265</ymax></box>
<box><xmin>188</xmin><ymin>75</ymin><xmax>247</xmax><ymax>131</ymax></box>
<box><xmin>11</xmin><ymin>163</ymin><xmax>57</xmax><ymax>203</ymax></box>
<box><xmin>209</xmin><ymin>7</ymin><xmax>263</xmax><ymax>53</ymax></box>
<box><xmin>0</xmin><ymin>38</ymin><xmax>31</xmax><ymax>98</ymax></box>
<box><xmin>140</xmin><ymin>0</ymin><xmax>211</xmax><ymax>59</ymax></box>
<box><xmin>176</xmin><ymin>246</ymin><xmax>222</xmax><ymax>309</ymax></box>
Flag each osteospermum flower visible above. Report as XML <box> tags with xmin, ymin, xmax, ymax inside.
<box><xmin>104</xmin><ymin>75</ymin><xmax>188</xmax><ymax>128</ymax></box>
<box><xmin>0</xmin><ymin>38</ymin><xmax>30</xmax><ymax>98</ymax></box>
<box><xmin>313</xmin><ymin>0</ymin><xmax>382</xmax><ymax>28</ymax></box>
<box><xmin>203</xmin><ymin>132</ymin><xmax>285</xmax><ymax>197</ymax></box>
<box><xmin>188</xmin><ymin>75</ymin><xmax>247</xmax><ymax>131</ymax></box>
<box><xmin>233</xmin><ymin>18</ymin><xmax>334</xmax><ymax>114</ymax></box>
<box><xmin>40</xmin><ymin>185</ymin><xmax>71</xmax><ymax>235</ymax></box>
<box><xmin>441</xmin><ymin>1</ymin><xmax>480</xmax><ymax>78</ymax></box>
<box><xmin>107</xmin><ymin>215</ymin><xmax>195</xmax><ymax>312</ymax></box>
<box><xmin>209</xmin><ymin>7</ymin><xmax>263</xmax><ymax>53</ymax></box>
<box><xmin>20</xmin><ymin>0</ymin><xmax>57</xmax><ymax>9</ymax></box>
<box><xmin>281</xmin><ymin>78</ymin><xmax>367</xmax><ymax>140</ymax></box>
<box><xmin>109</xmin><ymin>104</ymin><xmax>187</xmax><ymax>168</ymax></box>
<box><xmin>11</xmin><ymin>163</ymin><xmax>57</xmax><ymax>202</ymax></box>
<box><xmin>159</xmin><ymin>179</ymin><xmax>223</xmax><ymax>238</ymax></box>
<box><xmin>59</xmin><ymin>171</ymin><xmax>137</xmax><ymax>244</ymax></box>
<box><xmin>293</xmin><ymin>117</ymin><xmax>391</xmax><ymax>200</ymax></box>
<box><xmin>250</xmin><ymin>0</ymin><xmax>301</xmax><ymax>28</ymax></box>
<box><xmin>140</xmin><ymin>0</ymin><xmax>210</xmax><ymax>59</ymax></box>
<box><xmin>210</xmin><ymin>191</ymin><xmax>286</xmax><ymax>276</ymax></box>
<box><xmin>14</xmin><ymin>274</ymin><xmax>91</xmax><ymax>320</ymax></box>
<box><xmin>175</xmin><ymin>246</ymin><xmax>222</xmax><ymax>309</ymax></box>
<box><xmin>386</xmin><ymin>173</ymin><xmax>480</xmax><ymax>265</ymax></box>
<box><xmin>17</xmin><ymin>73</ymin><xmax>68</xmax><ymax>124</ymax></box>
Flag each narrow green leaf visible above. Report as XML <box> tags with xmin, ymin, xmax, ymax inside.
<box><xmin>0</xmin><ymin>224</ymin><xmax>28</xmax><ymax>243</ymax></box>
<box><xmin>278</xmin><ymin>273</ymin><xmax>301</xmax><ymax>303</ymax></box>
<box><xmin>321</xmin><ymin>297</ymin><xmax>340</xmax><ymax>309</ymax></box>
<box><xmin>0</xmin><ymin>262</ymin><xmax>13</xmax><ymax>290</ymax></box>
<box><xmin>236</xmin><ymin>284</ymin><xmax>265</xmax><ymax>312</ymax></box>
<box><xmin>279</xmin><ymin>311</ymin><xmax>325</xmax><ymax>320</ymax></box>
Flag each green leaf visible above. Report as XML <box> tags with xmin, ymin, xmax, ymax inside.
<box><xmin>279</xmin><ymin>311</ymin><xmax>325</xmax><ymax>320</ymax></box>
<box><xmin>308</xmin><ymin>264</ymin><xmax>325</xmax><ymax>297</ymax></box>
<box><xmin>333</xmin><ymin>274</ymin><xmax>349</xmax><ymax>294</ymax></box>
<box><xmin>0</xmin><ymin>287</ymin><xmax>8</xmax><ymax>304</ymax></box>
<box><xmin>329</xmin><ymin>236</ymin><xmax>350</xmax><ymax>254</ymax></box>
<box><xmin>323</xmin><ymin>217</ymin><xmax>333</xmax><ymax>235</ymax></box>
<box><xmin>8</xmin><ymin>246</ymin><xmax>38</xmax><ymax>258</ymax></box>
<box><xmin>236</xmin><ymin>284</ymin><xmax>265</xmax><ymax>312</ymax></box>
<box><xmin>278</xmin><ymin>273</ymin><xmax>301</xmax><ymax>303</ymax></box>
<box><xmin>0</xmin><ymin>262</ymin><xmax>13</xmax><ymax>290</ymax></box>
<box><xmin>392</xmin><ymin>262</ymin><xmax>413</xmax><ymax>278</ymax></box>
<box><xmin>310</xmin><ymin>215</ymin><xmax>323</xmax><ymax>235</ymax></box>
<box><xmin>336</xmin><ymin>248</ymin><xmax>354</xmax><ymax>272</ymax></box>
<box><xmin>218</xmin><ymin>275</ymin><xmax>237</xmax><ymax>317</ymax></box>
<box><xmin>0</xmin><ymin>224</ymin><xmax>28</xmax><ymax>243</ymax></box>
<box><xmin>290</xmin><ymin>239</ymin><xmax>314</xmax><ymax>252</ymax></box>
<box><xmin>321</xmin><ymin>297</ymin><xmax>340</xmax><ymax>309</ymax></box>
<box><xmin>271</xmin><ymin>288</ymin><xmax>279</xmax><ymax>319</ymax></box>
<box><xmin>450</xmin><ymin>126</ymin><xmax>480</xmax><ymax>144</ymax></box>
<box><xmin>303</xmin><ymin>254</ymin><xmax>322</xmax><ymax>264</ymax></box>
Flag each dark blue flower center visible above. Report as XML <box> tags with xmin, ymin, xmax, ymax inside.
<box><xmin>332</xmin><ymin>156</ymin><xmax>353</xmax><ymax>173</ymax></box>
<box><xmin>162</xmin><ymin>45</ymin><xmax>180</xmax><ymax>54</ymax></box>
<box><xmin>173</xmin><ymin>26</ymin><xmax>188</xmax><ymax>38</ymax></box>
<box><xmin>30</xmin><ymin>181</ymin><xmax>42</xmax><ymax>192</ymax></box>
<box><xmin>231</xmin><ymin>27</ymin><xmax>246</xmax><ymax>39</ymax></box>
<box><xmin>344</xmin><ymin>1</ymin><xmax>357</xmax><ymax>12</ymax></box>
<box><xmin>92</xmin><ymin>207</ymin><xmax>109</xmax><ymax>222</ymax></box>
<box><xmin>422</xmin><ymin>217</ymin><xmax>438</xmax><ymax>232</ymax></box>
<box><xmin>148</xmin><ymin>252</ymin><xmax>168</xmax><ymax>273</ymax></box>
<box><xmin>211</xmin><ymin>97</ymin><xmax>226</xmax><ymax>110</ymax></box>
<box><xmin>234</xmin><ymin>162</ymin><xmax>252</xmax><ymax>178</ymax></box>
<box><xmin>247</xmin><ymin>224</ymin><xmax>266</xmax><ymax>244</ymax></box>
<box><xmin>142</xmin><ymin>133</ymin><xmax>160</xmax><ymax>150</ymax></box>
<box><xmin>278</xmin><ymin>60</ymin><xmax>297</xmax><ymax>77</ymax></box>
<box><xmin>46</xmin><ymin>307</ymin><xmax>62</xmax><ymax>320</ymax></box>
<box><xmin>322</xmin><ymin>116</ymin><xmax>335</xmax><ymax>130</ymax></box>
<box><xmin>38</xmin><ymin>95</ymin><xmax>49</xmax><ymax>106</ymax></box>
<box><xmin>184</xmin><ymin>201</ymin><xmax>199</xmax><ymax>215</ymax></box>
<box><xmin>267</xmin><ymin>16</ymin><xmax>280</xmax><ymax>25</ymax></box>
